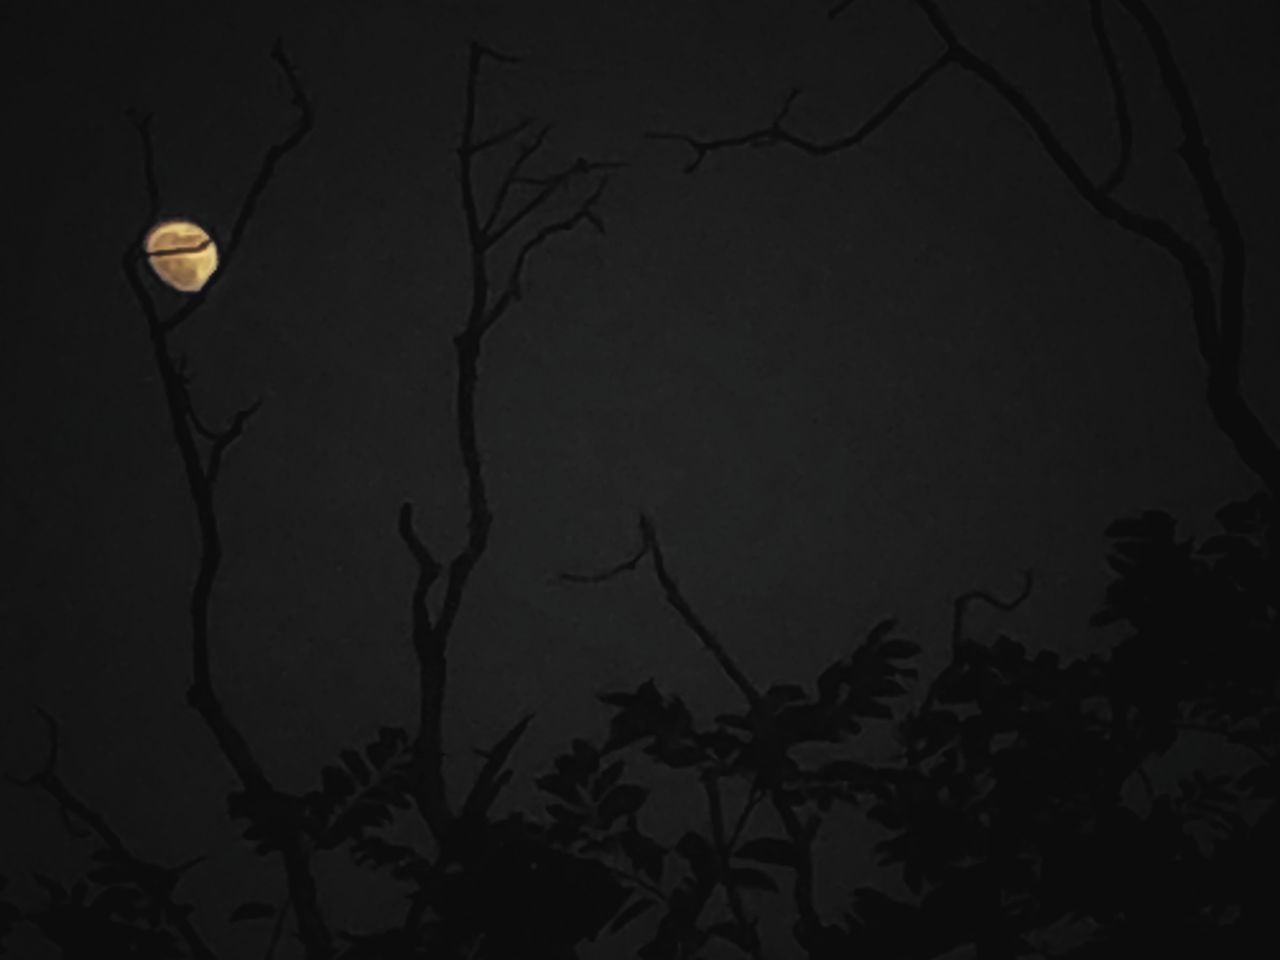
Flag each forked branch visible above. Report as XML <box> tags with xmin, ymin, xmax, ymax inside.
<box><xmin>561</xmin><ymin>513</ymin><xmax>762</xmax><ymax>707</ymax></box>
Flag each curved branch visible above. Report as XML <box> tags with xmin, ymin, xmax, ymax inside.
<box><xmin>950</xmin><ymin>569</ymin><xmax>1034</xmax><ymax>650</ymax></box>
<box><xmin>1090</xmin><ymin>0</ymin><xmax>1134</xmax><ymax>195</ymax></box>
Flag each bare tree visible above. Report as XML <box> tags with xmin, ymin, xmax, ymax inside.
<box><xmin>119</xmin><ymin>40</ymin><xmax>331</xmax><ymax>959</ymax></box>
<box><xmin>396</xmin><ymin>41</ymin><xmax>618</xmax><ymax>850</ymax></box>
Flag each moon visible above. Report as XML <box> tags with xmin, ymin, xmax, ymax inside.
<box><xmin>145</xmin><ymin>220</ymin><xmax>219</xmax><ymax>293</ymax></box>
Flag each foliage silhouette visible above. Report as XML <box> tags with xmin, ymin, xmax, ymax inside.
<box><xmin>5</xmin><ymin>2</ymin><xmax>1278</xmax><ymax>959</ymax></box>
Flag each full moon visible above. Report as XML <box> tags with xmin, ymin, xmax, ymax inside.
<box><xmin>145</xmin><ymin>220</ymin><xmax>219</xmax><ymax>293</ymax></box>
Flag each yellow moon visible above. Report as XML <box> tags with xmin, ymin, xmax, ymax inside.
<box><xmin>145</xmin><ymin>220</ymin><xmax>219</xmax><ymax>293</ymax></box>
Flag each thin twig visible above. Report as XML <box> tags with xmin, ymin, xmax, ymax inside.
<box><xmin>161</xmin><ymin>39</ymin><xmax>314</xmax><ymax>334</ymax></box>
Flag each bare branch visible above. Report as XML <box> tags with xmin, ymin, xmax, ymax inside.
<box><xmin>911</xmin><ymin>0</ymin><xmax>1278</xmax><ymax>491</ymax></box>
<box><xmin>126</xmin><ymin>109</ymin><xmax>161</xmax><ymax>230</ymax></box>
<box><xmin>162</xmin><ymin>38</ymin><xmax>314</xmax><ymax>334</ymax></box>
<box><xmin>481</xmin><ymin>174</ymin><xmax>610</xmax><ymax>335</ymax></box>
<box><xmin>398</xmin><ymin>39</ymin><xmax>612</xmax><ymax>849</ymax></box>
<box><xmin>903</xmin><ymin>0</ymin><xmax>1224</xmax><ymax>378</ymax></box>
<box><xmin>474</xmin><ymin>41</ymin><xmax>522</xmax><ymax>66</ymax></box>
<box><xmin>467</xmin><ymin>117</ymin><xmax>534</xmax><ymax>155</ymax></box>
<box><xmin>397</xmin><ymin>502</ymin><xmax>441</xmax><ymax>578</ymax></box>
<box><xmin>1090</xmin><ymin>0</ymin><xmax>1133</xmax><ymax>195</ymax></box>
<box><xmin>557</xmin><ymin>523</ymin><xmax>651</xmax><ymax>584</ymax></box>
<box><xmin>950</xmin><ymin>569</ymin><xmax>1034</xmax><ymax>650</ymax></box>
<box><xmin>830</xmin><ymin>0</ymin><xmax>859</xmax><ymax>19</ymax></box>
<box><xmin>1110</xmin><ymin>1</ymin><xmax>1265</xmax><ymax>476</ymax></box>
<box><xmin>647</xmin><ymin>49</ymin><xmax>952</xmax><ymax>173</ymax></box>
<box><xmin>398</xmin><ymin>501</ymin><xmax>440</xmax><ymax>640</ymax></box>
<box><xmin>561</xmin><ymin>514</ymin><xmax>763</xmax><ymax>707</ymax></box>
<box><xmin>122</xmin><ymin>43</ymin><xmax>332</xmax><ymax>960</ymax></box>
<box><xmin>480</xmin><ymin>124</ymin><xmax>553</xmax><ymax>235</ymax></box>
<box><xmin>484</xmin><ymin>156</ymin><xmax>620</xmax><ymax>249</ymax></box>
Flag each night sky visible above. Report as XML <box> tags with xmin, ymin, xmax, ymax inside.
<box><xmin>4</xmin><ymin>0</ymin><xmax>1279</xmax><ymax>956</ymax></box>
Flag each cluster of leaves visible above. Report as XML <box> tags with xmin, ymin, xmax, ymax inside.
<box><xmin>520</xmin><ymin>619</ymin><xmax>921</xmax><ymax>958</ymax></box>
<box><xmin>223</xmin><ymin>725</ymin><xmax>417</xmax><ymax>869</ymax></box>
<box><xmin>807</xmin><ymin>495</ymin><xmax>1280</xmax><ymax>960</ymax></box>
<box><xmin>0</xmin><ymin>854</ymin><xmax>200</xmax><ymax>959</ymax></box>
<box><xmin>8</xmin><ymin>493</ymin><xmax>1275</xmax><ymax>959</ymax></box>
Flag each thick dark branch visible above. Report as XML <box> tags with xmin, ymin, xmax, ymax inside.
<box><xmin>1111</xmin><ymin>0</ymin><xmax>1272</xmax><ymax>489</ymax></box>
<box><xmin>398</xmin><ymin>40</ymin><xmax>492</xmax><ymax>844</ymax></box>
<box><xmin>162</xmin><ymin>38</ymin><xmax>313</xmax><ymax>334</ymax></box>
<box><xmin>904</xmin><ymin>0</ymin><xmax>1221</xmax><ymax>373</ymax></box>
<box><xmin>123</xmin><ymin>46</ymin><xmax>331</xmax><ymax>960</ymax></box>
<box><xmin>397</xmin><ymin>503</ymin><xmax>442</xmax><ymax>579</ymax></box>
<box><xmin>400</xmin><ymin>40</ymin><xmax>612</xmax><ymax>846</ymax></box>
<box><xmin>397</xmin><ymin>501</ymin><xmax>439</xmax><ymax>637</ymax></box>
<box><xmin>830</xmin><ymin>0</ymin><xmax>859</xmax><ymax>19</ymax></box>
<box><xmin>6</xmin><ymin>711</ymin><xmax>216</xmax><ymax>960</ymax></box>
<box><xmin>1090</xmin><ymin>0</ymin><xmax>1133</xmax><ymax>194</ymax></box>
<box><xmin>950</xmin><ymin>570</ymin><xmax>1034</xmax><ymax>650</ymax></box>
<box><xmin>647</xmin><ymin>50</ymin><xmax>952</xmax><ymax>173</ymax></box>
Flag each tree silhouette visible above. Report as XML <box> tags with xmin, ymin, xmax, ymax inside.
<box><xmin>3</xmin><ymin>3</ymin><xmax>1276</xmax><ymax>959</ymax></box>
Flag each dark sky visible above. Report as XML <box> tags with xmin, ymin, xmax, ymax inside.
<box><xmin>3</xmin><ymin>0</ymin><xmax>1279</xmax><ymax>956</ymax></box>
